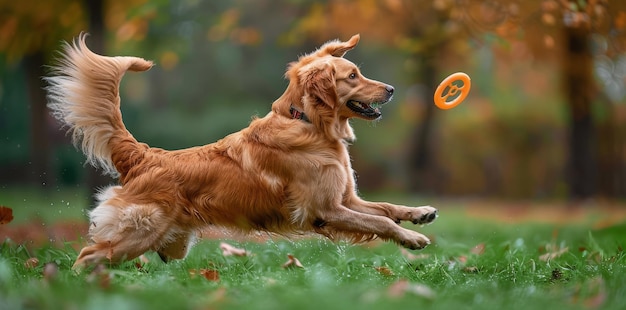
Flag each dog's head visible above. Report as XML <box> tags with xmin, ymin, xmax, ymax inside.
<box><xmin>281</xmin><ymin>35</ymin><xmax>394</xmax><ymax>126</ymax></box>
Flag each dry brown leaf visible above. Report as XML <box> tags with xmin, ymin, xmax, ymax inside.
<box><xmin>134</xmin><ymin>254</ymin><xmax>150</xmax><ymax>270</ymax></box>
<box><xmin>0</xmin><ymin>206</ymin><xmax>14</xmax><ymax>225</ymax></box>
<box><xmin>583</xmin><ymin>277</ymin><xmax>607</xmax><ymax>308</ymax></box>
<box><xmin>190</xmin><ymin>268</ymin><xmax>220</xmax><ymax>281</ymax></box>
<box><xmin>387</xmin><ymin>280</ymin><xmax>409</xmax><ymax>298</ymax></box>
<box><xmin>470</xmin><ymin>243</ymin><xmax>486</xmax><ymax>255</ymax></box>
<box><xmin>539</xmin><ymin>246</ymin><xmax>569</xmax><ymax>261</ymax></box>
<box><xmin>457</xmin><ymin>255</ymin><xmax>468</xmax><ymax>264</ymax></box>
<box><xmin>219</xmin><ymin>242</ymin><xmax>250</xmax><ymax>257</ymax></box>
<box><xmin>387</xmin><ymin>279</ymin><xmax>435</xmax><ymax>300</ymax></box>
<box><xmin>208</xmin><ymin>287</ymin><xmax>228</xmax><ymax>303</ymax></box>
<box><xmin>201</xmin><ymin>269</ymin><xmax>220</xmax><ymax>281</ymax></box>
<box><xmin>282</xmin><ymin>254</ymin><xmax>304</xmax><ymax>269</ymax></box>
<box><xmin>134</xmin><ymin>261</ymin><xmax>144</xmax><ymax>270</ymax></box>
<box><xmin>24</xmin><ymin>257</ymin><xmax>39</xmax><ymax>269</ymax></box>
<box><xmin>463</xmin><ymin>266</ymin><xmax>479</xmax><ymax>273</ymax></box>
<box><xmin>374</xmin><ymin>266</ymin><xmax>394</xmax><ymax>276</ymax></box>
<box><xmin>43</xmin><ymin>262</ymin><xmax>58</xmax><ymax>282</ymax></box>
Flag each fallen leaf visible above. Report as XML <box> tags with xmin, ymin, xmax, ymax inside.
<box><xmin>134</xmin><ymin>261</ymin><xmax>144</xmax><ymax>270</ymax></box>
<box><xmin>282</xmin><ymin>254</ymin><xmax>304</xmax><ymax>269</ymax></box>
<box><xmin>539</xmin><ymin>246</ymin><xmax>569</xmax><ymax>261</ymax></box>
<box><xmin>134</xmin><ymin>254</ymin><xmax>150</xmax><ymax>270</ymax></box>
<box><xmin>539</xmin><ymin>231</ymin><xmax>569</xmax><ymax>261</ymax></box>
<box><xmin>190</xmin><ymin>268</ymin><xmax>220</xmax><ymax>281</ymax></box>
<box><xmin>220</xmin><ymin>242</ymin><xmax>250</xmax><ymax>257</ymax></box>
<box><xmin>387</xmin><ymin>280</ymin><xmax>409</xmax><ymax>298</ymax></box>
<box><xmin>463</xmin><ymin>266</ymin><xmax>479</xmax><ymax>273</ymax></box>
<box><xmin>470</xmin><ymin>243</ymin><xmax>486</xmax><ymax>255</ymax></box>
<box><xmin>201</xmin><ymin>269</ymin><xmax>220</xmax><ymax>281</ymax></box>
<box><xmin>374</xmin><ymin>266</ymin><xmax>394</xmax><ymax>276</ymax></box>
<box><xmin>583</xmin><ymin>277</ymin><xmax>607</xmax><ymax>308</ymax></box>
<box><xmin>0</xmin><ymin>206</ymin><xmax>13</xmax><ymax>224</ymax></box>
<box><xmin>24</xmin><ymin>257</ymin><xmax>39</xmax><ymax>269</ymax></box>
<box><xmin>457</xmin><ymin>255</ymin><xmax>468</xmax><ymax>264</ymax></box>
<box><xmin>208</xmin><ymin>287</ymin><xmax>228</xmax><ymax>303</ymax></box>
<box><xmin>43</xmin><ymin>262</ymin><xmax>58</xmax><ymax>282</ymax></box>
<box><xmin>387</xmin><ymin>279</ymin><xmax>435</xmax><ymax>300</ymax></box>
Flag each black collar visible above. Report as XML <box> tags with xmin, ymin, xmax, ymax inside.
<box><xmin>289</xmin><ymin>106</ymin><xmax>310</xmax><ymax>123</ymax></box>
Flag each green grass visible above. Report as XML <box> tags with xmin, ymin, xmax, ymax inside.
<box><xmin>1</xmin><ymin>197</ymin><xmax>625</xmax><ymax>310</ymax></box>
<box><xmin>0</xmin><ymin>186</ymin><xmax>88</xmax><ymax>224</ymax></box>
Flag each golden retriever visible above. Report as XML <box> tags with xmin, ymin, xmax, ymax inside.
<box><xmin>46</xmin><ymin>33</ymin><xmax>438</xmax><ymax>269</ymax></box>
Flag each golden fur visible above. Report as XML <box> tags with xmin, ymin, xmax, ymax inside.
<box><xmin>46</xmin><ymin>33</ymin><xmax>438</xmax><ymax>269</ymax></box>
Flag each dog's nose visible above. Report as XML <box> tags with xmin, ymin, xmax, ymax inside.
<box><xmin>385</xmin><ymin>85</ymin><xmax>394</xmax><ymax>95</ymax></box>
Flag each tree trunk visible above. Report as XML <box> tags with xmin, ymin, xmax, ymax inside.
<box><xmin>24</xmin><ymin>53</ymin><xmax>50</xmax><ymax>187</ymax></box>
<box><xmin>408</xmin><ymin>54</ymin><xmax>437</xmax><ymax>193</ymax></box>
<box><xmin>563</xmin><ymin>25</ymin><xmax>595</xmax><ymax>200</ymax></box>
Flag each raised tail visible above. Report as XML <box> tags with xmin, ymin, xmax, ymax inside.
<box><xmin>45</xmin><ymin>33</ymin><xmax>153</xmax><ymax>178</ymax></box>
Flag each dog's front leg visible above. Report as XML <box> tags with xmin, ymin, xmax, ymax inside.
<box><xmin>344</xmin><ymin>195</ymin><xmax>438</xmax><ymax>225</ymax></box>
<box><xmin>317</xmin><ymin>206</ymin><xmax>431</xmax><ymax>250</ymax></box>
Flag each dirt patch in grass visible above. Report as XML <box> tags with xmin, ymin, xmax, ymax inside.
<box><xmin>458</xmin><ymin>199</ymin><xmax>626</xmax><ymax>228</ymax></box>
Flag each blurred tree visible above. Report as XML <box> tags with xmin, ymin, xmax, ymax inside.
<box><xmin>0</xmin><ymin>0</ymin><xmax>86</xmax><ymax>186</ymax></box>
<box><xmin>513</xmin><ymin>0</ymin><xmax>626</xmax><ymax>199</ymax></box>
<box><xmin>0</xmin><ymin>0</ymin><xmax>151</xmax><ymax>189</ymax></box>
<box><xmin>290</xmin><ymin>0</ymin><xmax>626</xmax><ymax>199</ymax></box>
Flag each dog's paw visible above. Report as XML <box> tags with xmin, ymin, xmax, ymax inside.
<box><xmin>397</xmin><ymin>230</ymin><xmax>431</xmax><ymax>250</ymax></box>
<box><xmin>410</xmin><ymin>206</ymin><xmax>438</xmax><ymax>225</ymax></box>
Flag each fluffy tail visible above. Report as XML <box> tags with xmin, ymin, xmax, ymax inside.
<box><xmin>45</xmin><ymin>33</ymin><xmax>153</xmax><ymax>178</ymax></box>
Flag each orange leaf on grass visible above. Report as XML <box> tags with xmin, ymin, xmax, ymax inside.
<box><xmin>0</xmin><ymin>206</ymin><xmax>13</xmax><ymax>224</ymax></box>
<box><xmin>583</xmin><ymin>277</ymin><xmax>607</xmax><ymax>308</ymax></box>
<box><xmin>190</xmin><ymin>268</ymin><xmax>220</xmax><ymax>281</ymax></box>
<box><xmin>201</xmin><ymin>269</ymin><xmax>220</xmax><ymax>281</ymax></box>
<box><xmin>24</xmin><ymin>257</ymin><xmax>39</xmax><ymax>269</ymax></box>
<box><xmin>387</xmin><ymin>279</ymin><xmax>436</xmax><ymax>300</ymax></box>
<box><xmin>375</xmin><ymin>266</ymin><xmax>395</xmax><ymax>276</ymax></box>
<box><xmin>470</xmin><ymin>243</ymin><xmax>485</xmax><ymax>255</ymax></box>
<box><xmin>539</xmin><ymin>246</ymin><xmax>569</xmax><ymax>261</ymax></box>
<box><xmin>220</xmin><ymin>242</ymin><xmax>250</xmax><ymax>257</ymax></box>
<box><xmin>282</xmin><ymin>254</ymin><xmax>304</xmax><ymax>269</ymax></box>
<box><xmin>43</xmin><ymin>262</ymin><xmax>59</xmax><ymax>282</ymax></box>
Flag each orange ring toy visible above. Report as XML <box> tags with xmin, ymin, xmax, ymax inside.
<box><xmin>434</xmin><ymin>72</ymin><xmax>471</xmax><ymax>110</ymax></box>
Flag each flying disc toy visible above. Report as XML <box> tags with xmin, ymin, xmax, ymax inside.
<box><xmin>434</xmin><ymin>72</ymin><xmax>471</xmax><ymax>110</ymax></box>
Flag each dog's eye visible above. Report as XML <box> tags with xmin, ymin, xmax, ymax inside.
<box><xmin>349</xmin><ymin>73</ymin><xmax>357</xmax><ymax>79</ymax></box>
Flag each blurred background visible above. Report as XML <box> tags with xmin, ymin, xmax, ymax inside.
<box><xmin>2</xmin><ymin>0</ymin><xmax>626</xmax><ymax>219</ymax></box>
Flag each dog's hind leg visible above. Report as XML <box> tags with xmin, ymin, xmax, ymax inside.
<box><xmin>73</xmin><ymin>187</ymin><xmax>173</xmax><ymax>269</ymax></box>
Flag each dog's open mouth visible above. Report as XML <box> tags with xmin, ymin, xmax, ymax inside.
<box><xmin>347</xmin><ymin>100</ymin><xmax>386</xmax><ymax>119</ymax></box>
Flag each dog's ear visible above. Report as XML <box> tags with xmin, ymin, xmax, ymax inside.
<box><xmin>316</xmin><ymin>34</ymin><xmax>360</xmax><ymax>58</ymax></box>
<box><xmin>300</xmin><ymin>61</ymin><xmax>337</xmax><ymax>108</ymax></box>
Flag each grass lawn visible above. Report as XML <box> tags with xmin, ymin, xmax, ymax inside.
<box><xmin>1</xmin><ymin>190</ymin><xmax>625</xmax><ymax>310</ymax></box>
